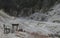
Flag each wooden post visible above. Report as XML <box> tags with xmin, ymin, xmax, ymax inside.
<box><xmin>3</xmin><ymin>24</ymin><xmax>5</xmax><ymax>34</ymax></box>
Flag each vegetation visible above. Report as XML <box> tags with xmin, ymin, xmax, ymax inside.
<box><xmin>0</xmin><ymin>0</ymin><xmax>59</xmax><ymax>17</ymax></box>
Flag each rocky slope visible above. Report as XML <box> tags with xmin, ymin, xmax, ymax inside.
<box><xmin>0</xmin><ymin>0</ymin><xmax>60</xmax><ymax>38</ymax></box>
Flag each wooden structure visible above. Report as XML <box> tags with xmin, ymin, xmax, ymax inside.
<box><xmin>3</xmin><ymin>24</ymin><xmax>10</xmax><ymax>34</ymax></box>
<box><xmin>12</xmin><ymin>24</ymin><xmax>19</xmax><ymax>33</ymax></box>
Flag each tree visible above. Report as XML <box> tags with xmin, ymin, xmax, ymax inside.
<box><xmin>0</xmin><ymin>0</ymin><xmax>58</xmax><ymax>17</ymax></box>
